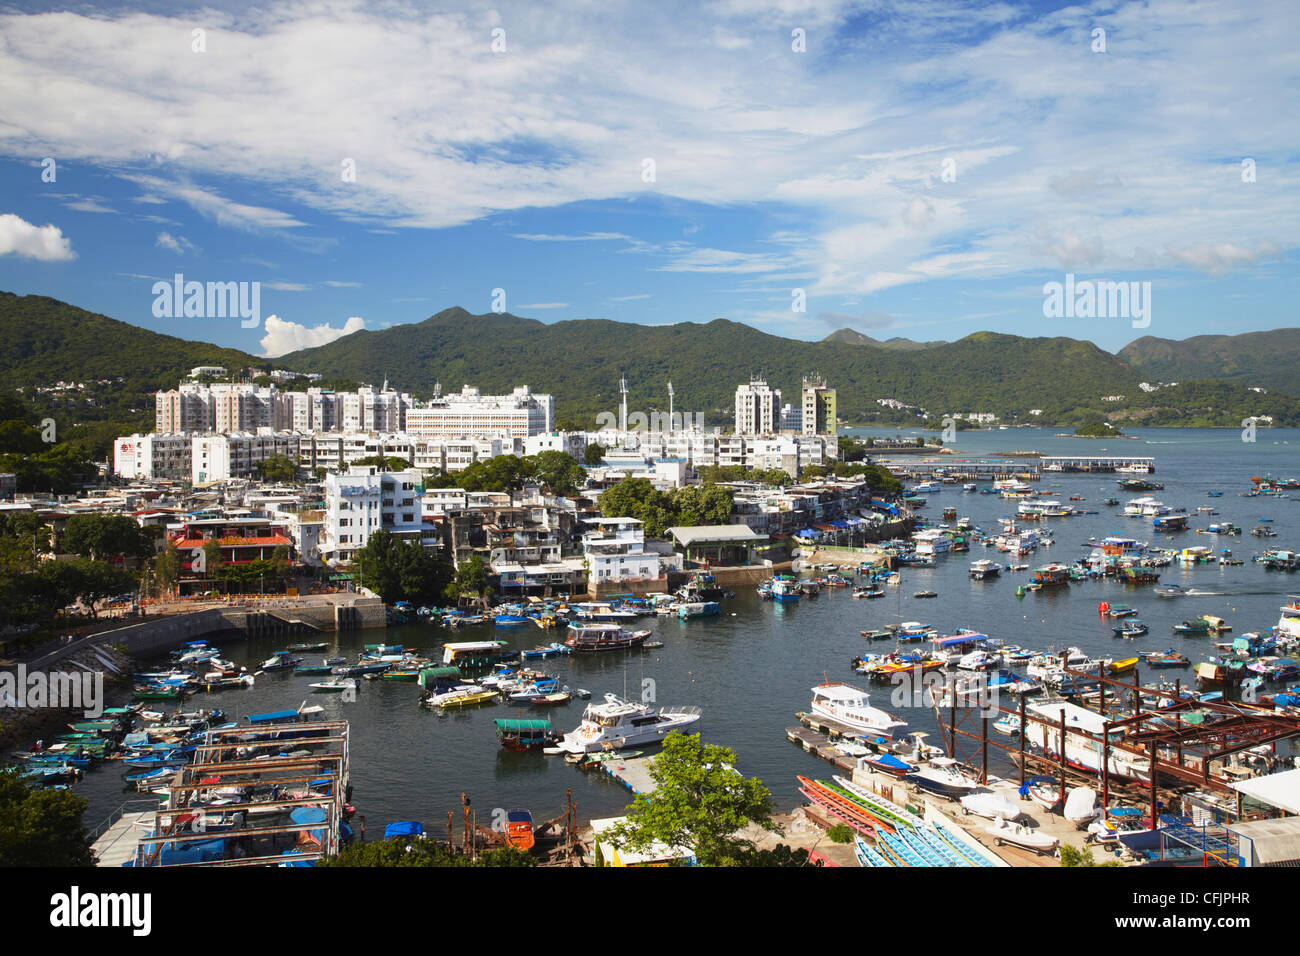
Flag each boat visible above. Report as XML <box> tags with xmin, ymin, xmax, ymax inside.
<box><xmin>1153</xmin><ymin>584</ymin><xmax>1185</xmax><ymax>598</ymax></box>
<box><xmin>809</xmin><ymin>682</ymin><xmax>908</xmax><ymax>739</ymax></box>
<box><xmin>1088</xmin><ymin>807</ymin><xmax>1149</xmax><ymax>846</ymax></box>
<box><xmin>992</xmin><ymin>714</ymin><xmax>1023</xmax><ymax>736</ymax></box>
<box><xmin>556</xmin><ymin>694</ymin><xmax>701</xmax><ymax>754</ymax></box>
<box><xmin>852</xmin><ymin>585</ymin><xmax>884</xmax><ymax>599</ymax></box>
<box><xmin>969</xmin><ymin>559</ymin><xmax>1001</xmax><ymax>580</ymax></box>
<box><xmin>906</xmin><ymin>757</ymin><xmax>982</xmax><ymax>798</ymax></box>
<box><xmin>986</xmin><ymin>818</ymin><xmax>1058</xmax><ymax>855</ymax></box>
<box><xmin>426</xmin><ymin>687</ymin><xmax>498</xmax><ymax>709</ymax></box>
<box><xmin>1141</xmin><ymin>649</ymin><xmax>1190</xmax><ymax>668</ymax></box>
<box><xmin>441</xmin><ymin>641</ymin><xmax>512</xmax><ymax>666</ymax></box>
<box><xmin>1112</xmin><ymin>621</ymin><xmax>1148</xmax><ymax>638</ymax></box>
<box><xmin>677</xmin><ymin>601</ymin><xmax>721</xmax><ymax>619</ymax></box>
<box><xmin>862</xmin><ymin>752</ymin><xmax>914</xmax><ymax>778</ymax></box>
<box><xmin>860</xmin><ymin>629</ymin><xmax>894</xmax><ymax>641</ymax></box>
<box><xmin>504</xmin><ymin>809</ymin><xmax>535</xmax><ymax>851</ymax></box>
<box><xmin>854</xmin><ymin>836</ymin><xmax>893</xmax><ymax>867</ymax></box>
<box><xmin>1022</xmin><ymin>775</ymin><xmax>1062</xmax><ymax>811</ymax></box>
<box><xmin>960</xmin><ymin>791</ymin><xmax>1022</xmax><ymax>821</ymax></box>
<box><xmin>1105</xmin><ymin>604</ymin><xmax>1137</xmax><ymax>618</ymax></box>
<box><xmin>913</xmin><ymin>590</ymin><xmax>938</xmax><ymax>599</ymax></box>
<box><xmin>308</xmin><ymin>678</ymin><xmax>356</xmax><ymax>693</ymax></box>
<box><xmin>494</xmin><ymin>614</ymin><xmax>531</xmax><ymax>627</ymax></box>
<box><xmin>565</xmin><ymin>625</ymin><xmax>651</xmax><ymax>652</ymax></box>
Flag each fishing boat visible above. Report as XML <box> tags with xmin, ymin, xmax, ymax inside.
<box><xmin>860</xmin><ymin>629</ymin><xmax>894</xmax><ymax>641</ymax></box>
<box><xmin>494</xmin><ymin>718</ymin><xmax>556</xmax><ymax>751</ymax></box>
<box><xmin>494</xmin><ymin>614</ymin><xmax>532</xmax><ymax>627</ymax></box>
<box><xmin>986</xmin><ymin>818</ymin><xmax>1058</xmax><ymax>855</ymax></box>
<box><xmin>677</xmin><ymin>601</ymin><xmax>721</xmax><ymax>619</ymax></box>
<box><xmin>1106</xmin><ymin>604</ymin><xmax>1137</xmax><ymax>618</ymax></box>
<box><xmin>1112</xmin><ymin>621</ymin><xmax>1148</xmax><ymax>638</ymax></box>
<box><xmin>442</xmin><ymin>641</ymin><xmax>512</xmax><ymax>666</ymax></box>
<box><xmin>1141</xmin><ymin>649</ymin><xmax>1190</xmax><ymax>668</ymax></box>
<box><xmin>557</xmin><ymin>694</ymin><xmax>700</xmax><ymax>754</ymax></box>
<box><xmin>259</xmin><ymin>652</ymin><xmax>303</xmax><ymax>672</ymax></box>
<box><xmin>852</xmin><ymin>585</ymin><xmax>884</xmax><ymax>598</ymax></box>
<box><xmin>565</xmin><ymin>624</ymin><xmax>651</xmax><ymax>652</ymax></box>
<box><xmin>809</xmin><ymin>683</ymin><xmax>909</xmax><ymax>739</ymax></box>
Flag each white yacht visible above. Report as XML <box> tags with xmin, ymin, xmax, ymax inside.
<box><xmin>809</xmin><ymin>683</ymin><xmax>909</xmax><ymax>739</ymax></box>
<box><xmin>912</xmin><ymin>528</ymin><xmax>951</xmax><ymax>555</ymax></box>
<box><xmin>557</xmin><ymin>694</ymin><xmax>701</xmax><ymax>754</ymax></box>
<box><xmin>969</xmin><ymin>559</ymin><xmax>1001</xmax><ymax>580</ymax></box>
<box><xmin>1123</xmin><ymin>496</ymin><xmax>1169</xmax><ymax>518</ymax></box>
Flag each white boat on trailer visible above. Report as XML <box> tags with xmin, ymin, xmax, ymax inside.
<box><xmin>809</xmin><ymin>682</ymin><xmax>909</xmax><ymax>740</ymax></box>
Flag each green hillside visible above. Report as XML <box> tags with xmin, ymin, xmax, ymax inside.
<box><xmin>1119</xmin><ymin>328</ymin><xmax>1300</xmax><ymax>396</ymax></box>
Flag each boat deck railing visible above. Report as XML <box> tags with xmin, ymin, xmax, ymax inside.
<box><xmin>89</xmin><ymin>797</ymin><xmax>164</xmax><ymax>841</ymax></box>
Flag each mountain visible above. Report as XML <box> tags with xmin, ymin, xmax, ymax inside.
<box><xmin>1</xmin><ymin>292</ymin><xmax>1296</xmax><ymax>429</ymax></box>
<box><xmin>1119</xmin><ymin>328</ymin><xmax>1300</xmax><ymax>396</ymax></box>
<box><xmin>822</xmin><ymin>328</ymin><xmax>944</xmax><ymax>350</ymax></box>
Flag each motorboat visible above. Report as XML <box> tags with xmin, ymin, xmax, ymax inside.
<box><xmin>960</xmin><ymin>791</ymin><xmax>1022</xmax><ymax>821</ymax></box>
<box><xmin>906</xmin><ymin>757</ymin><xmax>982</xmax><ymax>798</ymax></box>
<box><xmin>809</xmin><ymin>682</ymin><xmax>908</xmax><ymax>739</ymax></box>
<box><xmin>564</xmin><ymin>625</ymin><xmax>651</xmax><ymax>652</ymax></box>
<box><xmin>969</xmin><ymin>559</ymin><xmax>1001</xmax><ymax>580</ymax></box>
<box><xmin>556</xmin><ymin>694</ymin><xmax>701</xmax><ymax>754</ymax></box>
<box><xmin>986</xmin><ymin>818</ymin><xmax>1058</xmax><ymax>855</ymax></box>
<box><xmin>309</xmin><ymin>678</ymin><xmax>356</xmax><ymax>693</ymax></box>
<box><xmin>1023</xmin><ymin>776</ymin><xmax>1062</xmax><ymax>811</ymax></box>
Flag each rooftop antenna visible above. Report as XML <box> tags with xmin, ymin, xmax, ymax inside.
<box><xmin>619</xmin><ymin>375</ymin><xmax>628</xmax><ymax>433</ymax></box>
<box><xmin>667</xmin><ymin>381</ymin><xmax>674</xmax><ymax>428</ymax></box>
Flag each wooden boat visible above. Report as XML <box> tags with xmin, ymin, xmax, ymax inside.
<box><xmin>494</xmin><ymin>718</ymin><xmax>556</xmax><ymax>751</ymax></box>
<box><xmin>564</xmin><ymin>625</ymin><xmax>650</xmax><ymax>652</ymax></box>
<box><xmin>1141</xmin><ymin>649</ymin><xmax>1190</xmax><ymax>668</ymax></box>
<box><xmin>504</xmin><ymin>809</ymin><xmax>535</xmax><ymax>851</ymax></box>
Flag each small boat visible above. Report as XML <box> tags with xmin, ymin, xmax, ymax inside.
<box><xmin>1141</xmin><ymin>649</ymin><xmax>1190</xmax><ymax>668</ymax></box>
<box><xmin>862</xmin><ymin>752</ymin><xmax>914</xmax><ymax>778</ymax></box>
<box><xmin>504</xmin><ymin>809</ymin><xmax>535</xmax><ymax>851</ymax></box>
<box><xmin>1106</xmin><ymin>604</ymin><xmax>1137</xmax><ymax>618</ymax></box>
<box><xmin>1023</xmin><ymin>776</ymin><xmax>1062</xmax><ymax>811</ymax></box>
<box><xmin>986</xmin><ymin>817</ymin><xmax>1058</xmax><ymax>855</ymax></box>
<box><xmin>992</xmin><ymin>714</ymin><xmax>1022</xmax><ymax>736</ymax></box>
<box><xmin>913</xmin><ymin>590</ymin><xmax>938</xmax><ymax>599</ymax></box>
<box><xmin>907</xmin><ymin>757</ymin><xmax>981</xmax><ymax>798</ymax></box>
<box><xmin>1153</xmin><ymin>584</ymin><xmax>1185</xmax><ymax>598</ymax></box>
<box><xmin>309</xmin><ymin>678</ymin><xmax>356</xmax><ymax>693</ymax></box>
<box><xmin>860</xmin><ymin>628</ymin><xmax>894</xmax><ymax>641</ymax></box>
<box><xmin>1063</xmin><ymin>787</ymin><xmax>1101</xmax><ymax>828</ymax></box>
<box><xmin>852</xmin><ymin>586</ymin><xmax>885</xmax><ymax>599</ymax></box>
<box><xmin>1112</xmin><ymin>621</ymin><xmax>1148</xmax><ymax>638</ymax></box>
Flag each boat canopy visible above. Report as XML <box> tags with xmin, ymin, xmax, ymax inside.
<box><xmin>494</xmin><ymin>719</ymin><xmax>554</xmax><ymax>731</ymax></box>
<box><xmin>247</xmin><ymin>709</ymin><xmax>299</xmax><ymax>724</ymax></box>
<box><xmin>933</xmin><ymin>633</ymin><xmax>989</xmax><ymax>648</ymax></box>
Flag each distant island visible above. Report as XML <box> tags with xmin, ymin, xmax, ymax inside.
<box><xmin>1074</xmin><ymin>422</ymin><xmax>1124</xmax><ymax>438</ymax></box>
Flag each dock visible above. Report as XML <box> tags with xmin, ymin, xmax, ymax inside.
<box><xmin>587</xmin><ymin>754</ymin><xmax>657</xmax><ymax>795</ymax></box>
<box><xmin>1041</xmin><ymin>456</ymin><xmax>1155</xmax><ymax>473</ymax></box>
<box><xmin>92</xmin><ymin>809</ymin><xmax>158</xmax><ymax>867</ymax></box>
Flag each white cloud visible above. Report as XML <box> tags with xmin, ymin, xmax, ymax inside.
<box><xmin>0</xmin><ymin>0</ymin><xmax>1291</xmax><ymax>296</ymax></box>
<box><xmin>259</xmin><ymin>314</ymin><xmax>366</xmax><ymax>357</ymax></box>
<box><xmin>155</xmin><ymin>231</ymin><xmax>195</xmax><ymax>254</ymax></box>
<box><xmin>610</xmin><ymin>293</ymin><xmax>651</xmax><ymax>301</ymax></box>
<box><xmin>516</xmin><ymin>302</ymin><xmax>569</xmax><ymax>309</ymax></box>
<box><xmin>323</xmin><ymin>280</ymin><xmax>361</xmax><ymax>287</ymax></box>
<box><xmin>265</xmin><ymin>281</ymin><xmax>310</xmax><ymax>291</ymax></box>
<box><xmin>0</xmin><ymin>213</ymin><xmax>75</xmax><ymax>261</ymax></box>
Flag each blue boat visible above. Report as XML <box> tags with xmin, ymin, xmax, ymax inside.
<box><xmin>494</xmin><ymin>614</ymin><xmax>531</xmax><ymax>627</ymax></box>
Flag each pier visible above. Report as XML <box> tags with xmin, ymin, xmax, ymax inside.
<box><xmin>875</xmin><ymin>457</ymin><xmax>1041</xmax><ymax>480</ymax></box>
<box><xmin>1041</xmin><ymin>456</ymin><xmax>1155</xmax><ymax>473</ymax></box>
<box><xmin>124</xmin><ymin>718</ymin><xmax>352</xmax><ymax>867</ymax></box>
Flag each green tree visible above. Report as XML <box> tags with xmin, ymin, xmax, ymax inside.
<box><xmin>155</xmin><ymin>541</ymin><xmax>181</xmax><ymax>594</ymax></box>
<box><xmin>529</xmin><ymin>450</ymin><xmax>586</xmax><ymax>496</ymax></box>
<box><xmin>607</xmin><ymin>732</ymin><xmax>778</xmax><ymax>866</ymax></box>
<box><xmin>354</xmin><ymin>530</ymin><xmax>454</xmax><ymax>605</ymax></box>
<box><xmin>255</xmin><ymin>453</ymin><xmax>299</xmax><ymax>483</ymax></box>
<box><xmin>448</xmin><ymin>554</ymin><xmax>492</xmax><ymax>603</ymax></box>
<box><xmin>62</xmin><ymin>513</ymin><xmax>152</xmax><ymax>563</ymax></box>
<box><xmin>583</xmin><ymin>442</ymin><xmax>606</xmax><ymax>466</ymax></box>
<box><xmin>0</xmin><ymin>768</ymin><xmax>94</xmax><ymax>866</ymax></box>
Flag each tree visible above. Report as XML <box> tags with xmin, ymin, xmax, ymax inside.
<box><xmin>354</xmin><ymin>530</ymin><xmax>454</xmax><ymax>605</ymax></box>
<box><xmin>62</xmin><ymin>514</ymin><xmax>152</xmax><ymax>563</ymax></box>
<box><xmin>529</xmin><ymin>450</ymin><xmax>585</xmax><ymax>496</ymax></box>
<box><xmin>0</xmin><ymin>768</ymin><xmax>94</xmax><ymax>866</ymax></box>
<box><xmin>606</xmin><ymin>732</ymin><xmax>778</xmax><ymax>866</ymax></box>
<box><xmin>583</xmin><ymin>442</ymin><xmax>606</xmax><ymax>466</ymax></box>
<box><xmin>318</xmin><ymin>837</ymin><xmax>536</xmax><ymax>867</ymax></box>
<box><xmin>255</xmin><ymin>453</ymin><xmax>299</xmax><ymax>483</ymax></box>
<box><xmin>42</xmin><ymin>558</ymin><xmax>138</xmax><ymax>618</ymax></box>
<box><xmin>448</xmin><ymin>554</ymin><xmax>492</xmax><ymax>604</ymax></box>
<box><xmin>155</xmin><ymin>541</ymin><xmax>180</xmax><ymax>594</ymax></box>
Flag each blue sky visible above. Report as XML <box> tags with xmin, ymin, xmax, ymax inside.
<box><xmin>0</xmin><ymin>0</ymin><xmax>1295</xmax><ymax>358</ymax></box>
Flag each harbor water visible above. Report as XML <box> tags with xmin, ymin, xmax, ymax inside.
<box><xmin>76</xmin><ymin>427</ymin><xmax>1299</xmax><ymax>835</ymax></box>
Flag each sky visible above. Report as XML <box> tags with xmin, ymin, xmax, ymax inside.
<box><xmin>0</xmin><ymin>0</ymin><xmax>1295</xmax><ymax>359</ymax></box>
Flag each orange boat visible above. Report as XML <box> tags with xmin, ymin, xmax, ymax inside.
<box><xmin>505</xmin><ymin>809</ymin><xmax>535</xmax><ymax>851</ymax></box>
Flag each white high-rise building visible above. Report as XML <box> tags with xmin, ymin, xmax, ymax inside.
<box><xmin>406</xmin><ymin>385</ymin><xmax>553</xmax><ymax>440</ymax></box>
<box><xmin>734</xmin><ymin>379</ymin><xmax>781</xmax><ymax>435</ymax></box>
<box><xmin>320</xmin><ymin>466</ymin><xmax>424</xmax><ymax>563</ymax></box>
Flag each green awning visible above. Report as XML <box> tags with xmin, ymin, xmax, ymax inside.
<box><xmin>494</xmin><ymin>719</ymin><xmax>554</xmax><ymax>731</ymax></box>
